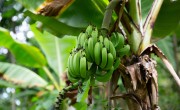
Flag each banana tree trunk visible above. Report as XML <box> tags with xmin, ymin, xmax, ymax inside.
<box><xmin>113</xmin><ymin>54</ymin><xmax>159</xmax><ymax>110</ymax></box>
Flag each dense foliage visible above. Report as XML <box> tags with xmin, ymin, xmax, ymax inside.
<box><xmin>0</xmin><ymin>0</ymin><xmax>179</xmax><ymax>109</ymax></box>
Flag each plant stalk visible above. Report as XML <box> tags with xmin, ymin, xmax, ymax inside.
<box><xmin>62</xmin><ymin>80</ymin><xmax>80</xmax><ymax>91</ymax></box>
<box><xmin>43</xmin><ymin>66</ymin><xmax>60</xmax><ymax>91</ymax></box>
<box><xmin>11</xmin><ymin>91</ymin><xmax>16</xmax><ymax>110</ymax></box>
<box><xmin>118</xmin><ymin>0</ymin><xmax>125</xmax><ymax>22</ymax></box>
<box><xmin>172</xmin><ymin>35</ymin><xmax>179</xmax><ymax>76</ymax></box>
<box><xmin>54</xmin><ymin>37</ymin><xmax>65</xmax><ymax>88</ymax></box>
<box><xmin>108</xmin><ymin>80</ymin><xmax>112</xmax><ymax>110</ymax></box>
<box><xmin>129</xmin><ymin>0</ymin><xmax>143</xmax><ymax>34</ymax></box>
<box><xmin>101</xmin><ymin>0</ymin><xmax>121</xmax><ymax>31</ymax></box>
<box><xmin>55</xmin><ymin>81</ymin><xmax>81</xmax><ymax>109</ymax></box>
<box><xmin>139</xmin><ymin>0</ymin><xmax>163</xmax><ymax>53</ymax></box>
<box><xmin>143</xmin><ymin>0</ymin><xmax>163</xmax><ymax>32</ymax></box>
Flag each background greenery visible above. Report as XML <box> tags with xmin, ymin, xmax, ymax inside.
<box><xmin>0</xmin><ymin>0</ymin><xmax>179</xmax><ymax>109</ymax></box>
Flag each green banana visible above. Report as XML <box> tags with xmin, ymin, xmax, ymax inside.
<box><xmin>73</xmin><ymin>51</ymin><xmax>81</xmax><ymax>76</ymax></box>
<box><xmin>68</xmin><ymin>54</ymin><xmax>77</xmax><ymax>78</ymax></box>
<box><xmin>99</xmin><ymin>42</ymin><xmax>103</xmax><ymax>53</ymax></box>
<box><xmin>95</xmin><ymin>66</ymin><xmax>114</xmax><ymax>82</ymax></box>
<box><xmin>92</xmin><ymin>27</ymin><xmax>98</xmax><ymax>44</ymax></box>
<box><xmin>86</xmin><ymin>25</ymin><xmax>93</xmax><ymax>35</ymax></box>
<box><xmin>88</xmin><ymin>37</ymin><xmax>95</xmax><ymax>60</ymax></box>
<box><xmin>103</xmin><ymin>37</ymin><xmax>110</xmax><ymax>51</ymax></box>
<box><xmin>110</xmin><ymin>32</ymin><xmax>118</xmax><ymax>47</ymax></box>
<box><xmin>109</xmin><ymin>41</ymin><xmax>116</xmax><ymax>59</ymax></box>
<box><xmin>118</xmin><ymin>44</ymin><xmax>130</xmax><ymax>58</ymax></box>
<box><xmin>116</xmin><ymin>33</ymin><xmax>124</xmax><ymax>51</ymax></box>
<box><xmin>77</xmin><ymin>33</ymin><xmax>83</xmax><ymax>48</ymax></box>
<box><xmin>85</xmin><ymin>40</ymin><xmax>93</xmax><ymax>62</ymax></box>
<box><xmin>70</xmin><ymin>52</ymin><xmax>78</xmax><ymax>77</ymax></box>
<box><xmin>80</xmin><ymin>56</ymin><xmax>87</xmax><ymax>78</ymax></box>
<box><xmin>99</xmin><ymin>35</ymin><xmax>104</xmax><ymax>43</ymax></box>
<box><xmin>67</xmin><ymin>70</ymin><xmax>79</xmax><ymax>83</ymax></box>
<box><xmin>115</xmin><ymin>33</ymin><xmax>120</xmax><ymax>47</ymax></box>
<box><xmin>94</xmin><ymin>42</ymin><xmax>101</xmax><ymax>65</ymax></box>
<box><xmin>67</xmin><ymin>52</ymin><xmax>79</xmax><ymax>81</ymax></box>
<box><xmin>100</xmin><ymin>47</ymin><xmax>107</xmax><ymax>69</ymax></box>
<box><xmin>113</xmin><ymin>58</ymin><xmax>121</xmax><ymax>70</ymax></box>
<box><xmin>105</xmin><ymin>53</ymin><xmax>114</xmax><ymax>70</ymax></box>
<box><xmin>80</xmin><ymin>33</ymin><xmax>87</xmax><ymax>48</ymax></box>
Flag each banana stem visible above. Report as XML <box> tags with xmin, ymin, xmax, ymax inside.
<box><xmin>43</xmin><ymin>66</ymin><xmax>60</xmax><ymax>91</ymax></box>
<box><xmin>108</xmin><ymin>80</ymin><xmax>113</xmax><ymax>110</ymax></box>
<box><xmin>139</xmin><ymin>0</ymin><xmax>163</xmax><ymax>53</ymax></box>
<box><xmin>101</xmin><ymin>0</ymin><xmax>121</xmax><ymax>31</ymax></box>
<box><xmin>62</xmin><ymin>80</ymin><xmax>80</xmax><ymax>91</ymax></box>
<box><xmin>55</xmin><ymin>80</ymin><xmax>81</xmax><ymax>109</ymax></box>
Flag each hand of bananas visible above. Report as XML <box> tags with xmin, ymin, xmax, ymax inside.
<box><xmin>67</xmin><ymin>25</ymin><xmax>130</xmax><ymax>83</ymax></box>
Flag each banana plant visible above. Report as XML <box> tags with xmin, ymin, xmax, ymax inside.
<box><xmin>0</xmin><ymin>0</ymin><xmax>180</xmax><ymax>110</ymax></box>
<box><xmin>31</xmin><ymin>0</ymin><xmax>179</xmax><ymax>109</ymax></box>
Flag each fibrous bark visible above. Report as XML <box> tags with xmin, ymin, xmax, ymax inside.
<box><xmin>118</xmin><ymin>55</ymin><xmax>159</xmax><ymax>110</ymax></box>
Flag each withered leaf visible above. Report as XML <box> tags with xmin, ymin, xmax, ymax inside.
<box><xmin>37</xmin><ymin>0</ymin><xmax>74</xmax><ymax>16</ymax></box>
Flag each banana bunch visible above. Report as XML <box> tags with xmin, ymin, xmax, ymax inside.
<box><xmin>67</xmin><ymin>25</ymin><xmax>130</xmax><ymax>83</ymax></box>
<box><xmin>67</xmin><ymin>25</ymin><xmax>98</xmax><ymax>83</ymax></box>
<box><xmin>76</xmin><ymin>25</ymin><xmax>98</xmax><ymax>49</ymax></box>
<box><xmin>110</xmin><ymin>32</ymin><xmax>130</xmax><ymax>57</ymax></box>
<box><xmin>93</xmin><ymin>32</ymin><xmax>130</xmax><ymax>82</ymax></box>
<box><xmin>84</xmin><ymin>34</ymin><xmax>116</xmax><ymax>71</ymax></box>
<box><xmin>67</xmin><ymin>49</ymin><xmax>89</xmax><ymax>83</ymax></box>
<box><xmin>94</xmin><ymin>66</ymin><xmax>115</xmax><ymax>82</ymax></box>
<box><xmin>76</xmin><ymin>32</ymin><xmax>88</xmax><ymax>48</ymax></box>
<box><xmin>92</xmin><ymin>36</ymin><xmax>117</xmax><ymax>82</ymax></box>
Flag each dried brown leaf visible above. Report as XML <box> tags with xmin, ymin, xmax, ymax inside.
<box><xmin>140</xmin><ymin>44</ymin><xmax>180</xmax><ymax>87</ymax></box>
<box><xmin>127</xmin><ymin>65</ymin><xmax>138</xmax><ymax>91</ymax></box>
<box><xmin>37</xmin><ymin>0</ymin><xmax>74</xmax><ymax>16</ymax></box>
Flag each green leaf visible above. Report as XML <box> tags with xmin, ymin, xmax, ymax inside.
<box><xmin>20</xmin><ymin>0</ymin><xmax>104</xmax><ymax>29</ymax></box>
<box><xmin>58</xmin><ymin>0</ymin><xmax>104</xmax><ymax>28</ymax></box>
<box><xmin>23</xmin><ymin>0</ymin><xmax>105</xmax><ymax>37</ymax></box>
<box><xmin>33</xmin><ymin>90</ymin><xmax>58</xmax><ymax>109</ymax></box>
<box><xmin>30</xmin><ymin>24</ymin><xmax>76</xmax><ymax>76</ymax></box>
<box><xmin>16</xmin><ymin>0</ymin><xmax>43</xmax><ymax>10</ymax></box>
<box><xmin>153</xmin><ymin>0</ymin><xmax>180</xmax><ymax>37</ymax></box>
<box><xmin>77</xmin><ymin>79</ymin><xmax>90</xmax><ymax>102</ymax></box>
<box><xmin>0</xmin><ymin>27</ymin><xmax>46</xmax><ymax>68</ymax></box>
<box><xmin>175</xmin><ymin>23</ymin><xmax>180</xmax><ymax>38</ymax></box>
<box><xmin>73</xmin><ymin>102</ymin><xmax>87</xmax><ymax>110</ymax></box>
<box><xmin>0</xmin><ymin>62</ymin><xmax>47</xmax><ymax>88</ymax></box>
<box><xmin>141</xmin><ymin>0</ymin><xmax>180</xmax><ymax>38</ymax></box>
<box><xmin>15</xmin><ymin>90</ymin><xmax>37</xmax><ymax>98</ymax></box>
<box><xmin>155</xmin><ymin>36</ymin><xmax>176</xmax><ymax>70</ymax></box>
<box><xmin>24</xmin><ymin>10</ymin><xmax>82</xmax><ymax>37</ymax></box>
<box><xmin>141</xmin><ymin>0</ymin><xmax>154</xmax><ymax>24</ymax></box>
<box><xmin>0</xmin><ymin>79</ymin><xmax>18</xmax><ymax>88</ymax></box>
<box><xmin>91</xmin><ymin>0</ymin><xmax>108</xmax><ymax>14</ymax></box>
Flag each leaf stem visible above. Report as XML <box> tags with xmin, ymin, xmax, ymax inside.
<box><xmin>117</xmin><ymin>0</ymin><xmax>125</xmax><ymax>23</ymax></box>
<box><xmin>101</xmin><ymin>0</ymin><xmax>121</xmax><ymax>31</ymax></box>
<box><xmin>129</xmin><ymin>0</ymin><xmax>143</xmax><ymax>34</ymax></box>
<box><xmin>43</xmin><ymin>66</ymin><xmax>60</xmax><ymax>91</ymax></box>
<box><xmin>172</xmin><ymin>35</ymin><xmax>179</xmax><ymax>76</ymax></box>
<box><xmin>54</xmin><ymin>37</ymin><xmax>65</xmax><ymax>87</ymax></box>
<box><xmin>139</xmin><ymin>0</ymin><xmax>163</xmax><ymax>53</ymax></box>
<box><xmin>143</xmin><ymin>0</ymin><xmax>163</xmax><ymax>33</ymax></box>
